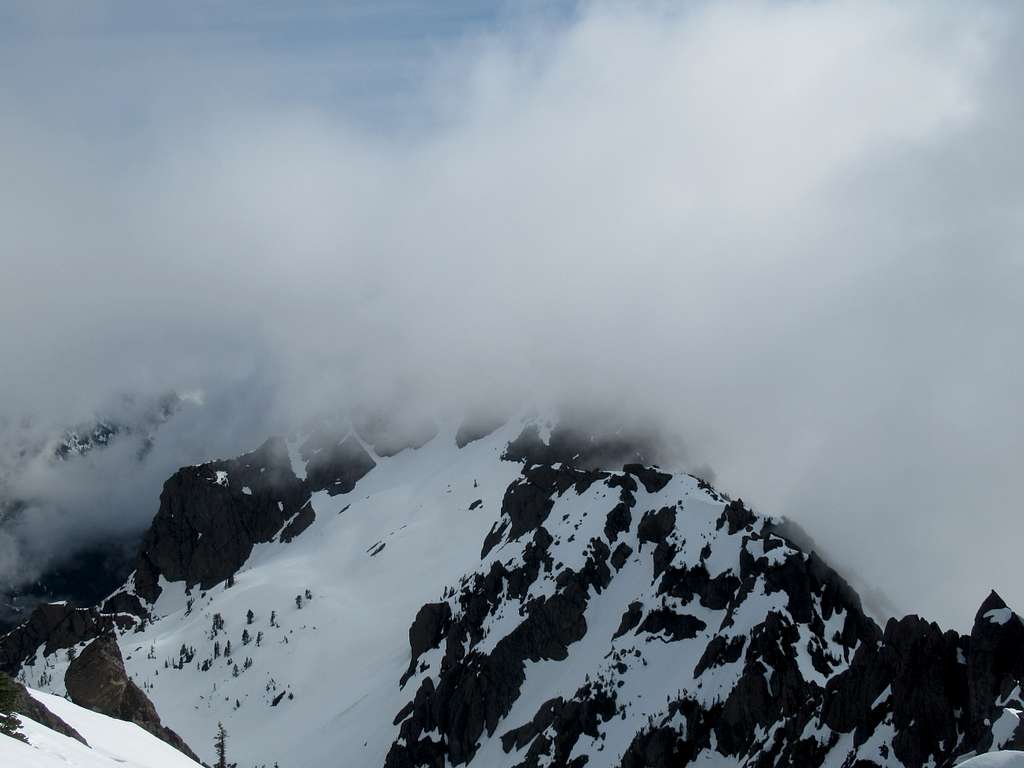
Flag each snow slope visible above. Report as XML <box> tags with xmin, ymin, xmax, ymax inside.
<box><xmin>0</xmin><ymin>688</ymin><xmax>200</xmax><ymax>768</ymax></box>
<box><xmin>20</xmin><ymin>417</ymin><xmax>527</xmax><ymax>766</ymax></box>
<box><xmin>10</xmin><ymin>411</ymin><xmax>1024</xmax><ymax>768</ymax></box>
<box><xmin>957</xmin><ymin>753</ymin><xmax>1024</xmax><ymax>768</ymax></box>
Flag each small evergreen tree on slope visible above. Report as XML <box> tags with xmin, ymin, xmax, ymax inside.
<box><xmin>0</xmin><ymin>671</ymin><xmax>26</xmax><ymax>742</ymax></box>
<box><xmin>215</xmin><ymin>721</ymin><xmax>229</xmax><ymax>768</ymax></box>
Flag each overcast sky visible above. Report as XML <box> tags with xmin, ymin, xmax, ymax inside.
<box><xmin>1</xmin><ymin>0</ymin><xmax>1022</xmax><ymax>630</ymax></box>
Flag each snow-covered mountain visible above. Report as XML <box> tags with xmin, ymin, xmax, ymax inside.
<box><xmin>2</xmin><ymin>411</ymin><xmax>1023</xmax><ymax>767</ymax></box>
<box><xmin>0</xmin><ymin>392</ymin><xmax>190</xmax><ymax>629</ymax></box>
<box><xmin>0</xmin><ymin>391</ymin><xmax>183</xmax><ymax>474</ymax></box>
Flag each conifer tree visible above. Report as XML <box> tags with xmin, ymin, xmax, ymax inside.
<box><xmin>0</xmin><ymin>671</ymin><xmax>26</xmax><ymax>742</ymax></box>
<box><xmin>214</xmin><ymin>721</ymin><xmax>228</xmax><ymax>768</ymax></box>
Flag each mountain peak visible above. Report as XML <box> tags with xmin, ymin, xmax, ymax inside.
<box><xmin>2</xmin><ymin>414</ymin><xmax>1023</xmax><ymax>767</ymax></box>
<box><xmin>977</xmin><ymin>589</ymin><xmax>1011</xmax><ymax>620</ymax></box>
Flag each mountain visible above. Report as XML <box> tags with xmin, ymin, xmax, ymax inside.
<box><xmin>0</xmin><ymin>391</ymin><xmax>182</xmax><ymax>473</ymax></box>
<box><xmin>1</xmin><ymin>686</ymin><xmax>202</xmax><ymax>768</ymax></box>
<box><xmin>1</xmin><ymin>411</ymin><xmax>1023</xmax><ymax>767</ymax></box>
<box><xmin>0</xmin><ymin>392</ymin><xmax>187</xmax><ymax>630</ymax></box>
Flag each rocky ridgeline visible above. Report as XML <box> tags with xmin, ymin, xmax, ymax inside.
<box><xmin>132</xmin><ymin>437</ymin><xmax>314</xmax><ymax>603</ymax></box>
<box><xmin>385</xmin><ymin>427</ymin><xmax>1024</xmax><ymax>767</ymax></box>
<box><xmin>1</xmin><ymin>412</ymin><xmax>1022</xmax><ymax>767</ymax></box>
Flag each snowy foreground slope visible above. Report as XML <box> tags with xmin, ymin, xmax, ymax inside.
<box><xmin>3</xmin><ymin>412</ymin><xmax>1024</xmax><ymax>767</ymax></box>
<box><xmin>958</xmin><ymin>754</ymin><xmax>1024</xmax><ymax>767</ymax></box>
<box><xmin>1</xmin><ymin>689</ymin><xmax>200</xmax><ymax>768</ymax></box>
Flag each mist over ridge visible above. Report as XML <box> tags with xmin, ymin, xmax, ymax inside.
<box><xmin>2</xmin><ymin>0</ymin><xmax>1023</xmax><ymax>630</ymax></box>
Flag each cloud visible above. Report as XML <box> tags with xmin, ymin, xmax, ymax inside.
<box><xmin>1</xmin><ymin>1</ymin><xmax>1021</xmax><ymax>629</ymax></box>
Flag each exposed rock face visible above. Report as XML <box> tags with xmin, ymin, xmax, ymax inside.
<box><xmin>409</xmin><ymin>602</ymin><xmax>453</xmax><ymax>669</ymax></box>
<box><xmin>0</xmin><ymin>602</ymin><xmax>132</xmax><ymax>676</ymax></box>
<box><xmin>501</xmin><ymin>424</ymin><xmax>664</xmax><ymax>470</ymax></box>
<box><xmin>387</xmin><ymin>460</ymin><xmax>633</xmax><ymax>767</ymax></box>
<box><xmin>133</xmin><ymin>437</ymin><xmax>310</xmax><ymax>602</ymax></box>
<box><xmin>65</xmin><ymin>635</ymin><xmax>200</xmax><ymax>761</ymax></box>
<box><xmin>101</xmin><ymin>590</ymin><xmax>148</xmax><ymax>619</ymax></box>
<box><xmin>968</xmin><ymin>592</ymin><xmax>1024</xmax><ymax>729</ymax></box>
<box><xmin>10</xmin><ymin>676</ymin><xmax>87</xmax><ymax>743</ymax></box>
<box><xmin>2</xmin><ymin>430</ymin><xmax>383</xmax><ymax>674</ymax></box>
<box><xmin>279</xmin><ymin>500</ymin><xmax>315</xmax><ymax>543</ymax></box>
<box><xmin>304</xmin><ymin>434</ymin><xmax>377</xmax><ymax>495</ymax></box>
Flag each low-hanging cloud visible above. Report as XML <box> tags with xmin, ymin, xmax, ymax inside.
<box><xmin>1</xmin><ymin>0</ymin><xmax>1022</xmax><ymax>629</ymax></box>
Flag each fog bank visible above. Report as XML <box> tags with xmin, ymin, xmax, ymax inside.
<box><xmin>1</xmin><ymin>1</ymin><xmax>1022</xmax><ymax>629</ymax></box>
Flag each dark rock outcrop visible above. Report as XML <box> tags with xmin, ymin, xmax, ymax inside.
<box><xmin>604</xmin><ymin>501</ymin><xmax>632</xmax><ymax>542</ymax></box>
<box><xmin>65</xmin><ymin>635</ymin><xmax>200</xmax><ymax>761</ymax></box>
<box><xmin>501</xmin><ymin>684</ymin><xmax>618</xmax><ymax>768</ymax></box>
<box><xmin>133</xmin><ymin>437</ymin><xmax>310</xmax><ymax>602</ymax></box>
<box><xmin>501</xmin><ymin>464</ymin><xmax>607</xmax><ymax>542</ymax></box>
<box><xmin>0</xmin><ymin>602</ymin><xmax>132</xmax><ymax>676</ymax></box>
<box><xmin>502</xmin><ymin>424</ymin><xmax>663</xmax><ymax>470</ymax></box>
<box><xmin>10</xmin><ymin>676</ymin><xmax>87</xmax><ymax>743</ymax></box>
<box><xmin>101</xmin><ymin>590</ymin><xmax>149</xmax><ymax>620</ymax></box>
<box><xmin>967</xmin><ymin>591</ymin><xmax>1024</xmax><ymax>732</ymax></box>
<box><xmin>638</xmin><ymin>608</ymin><xmax>706</xmax><ymax>642</ymax></box>
<box><xmin>718</xmin><ymin>498</ymin><xmax>755</xmax><ymax>535</ymax></box>
<box><xmin>613</xmin><ymin>601</ymin><xmax>645</xmax><ymax>640</ymax></box>
<box><xmin>305</xmin><ymin>435</ymin><xmax>377</xmax><ymax>495</ymax></box>
<box><xmin>408</xmin><ymin>602</ymin><xmax>452</xmax><ymax>671</ymax></box>
<box><xmin>279</xmin><ymin>500</ymin><xmax>316</xmax><ymax>543</ymax></box>
<box><xmin>637</xmin><ymin>506</ymin><xmax>676</xmax><ymax>547</ymax></box>
<box><xmin>386</xmin><ymin>465</ymin><xmax>622</xmax><ymax>767</ymax></box>
<box><xmin>623</xmin><ymin>463</ymin><xmax>672</xmax><ymax>493</ymax></box>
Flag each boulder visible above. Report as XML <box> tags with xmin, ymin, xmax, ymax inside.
<box><xmin>65</xmin><ymin>634</ymin><xmax>200</xmax><ymax>762</ymax></box>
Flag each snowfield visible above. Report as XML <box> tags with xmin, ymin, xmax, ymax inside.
<box><xmin>957</xmin><ymin>753</ymin><xmax>1024</xmax><ymax>767</ymax></box>
<box><xmin>0</xmin><ymin>689</ymin><xmax>201</xmax><ymax>768</ymax></box>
